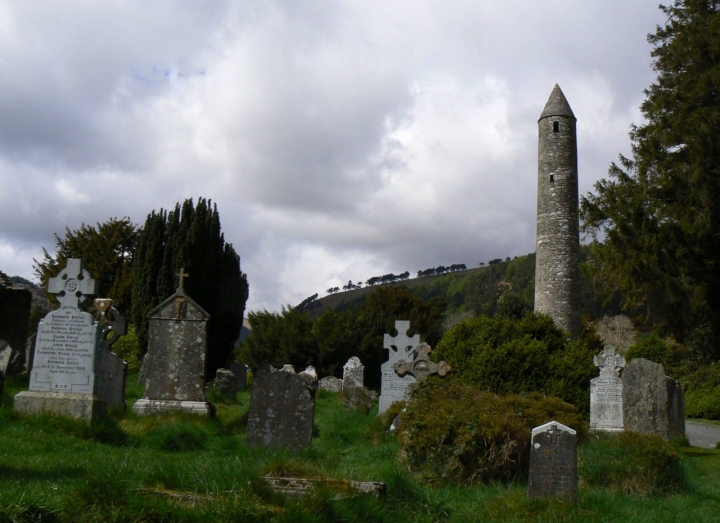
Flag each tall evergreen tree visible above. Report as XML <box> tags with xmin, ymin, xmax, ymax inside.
<box><xmin>132</xmin><ymin>198</ymin><xmax>249</xmax><ymax>378</ymax></box>
<box><xmin>581</xmin><ymin>0</ymin><xmax>720</xmax><ymax>350</ymax></box>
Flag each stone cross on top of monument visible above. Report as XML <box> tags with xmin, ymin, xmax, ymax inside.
<box><xmin>176</xmin><ymin>268</ymin><xmax>189</xmax><ymax>290</ymax></box>
<box><xmin>593</xmin><ymin>345</ymin><xmax>626</xmax><ymax>378</ymax></box>
<box><xmin>383</xmin><ymin>320</ymin><xmax>420</xmax><ymax>364</ymax></box>
<box><xmin>394</xmin><ymin>342</ymin><xmax>451</xmax><ymax>381</ymax></box>
<box><xmin>47</xmin><ymin>258</ymin><xmax>98</xmax><ymax>309</ymax></box>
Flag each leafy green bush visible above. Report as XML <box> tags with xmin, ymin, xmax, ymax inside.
<box><xmin>580</xmin><ymin>431</ymin><xmax>685</xmax><ymax>495</ymax></box>
<box><xmin>685</xmin><ymin>362</ymin><xmax>720</xmax><ymax>419</ymax></box>
<box><xmin>433</xmin><ymin>312</ymin><xmax>597</xmax><ymax>412</ymax></box>
<box><xmin>111</xmin><ymin>324</ymin><xmax>142</xmax><ymax>372</ymax></box>
<box><xmin>399</xmin><ymin>381</ymin><xmax>585</xmax><ymax>485</ymax></box>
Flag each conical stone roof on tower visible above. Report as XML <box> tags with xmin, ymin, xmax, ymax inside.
<box><xmin>534</xmin><ymin>84</ymin><xmax>581</xmax><ymax>337</ymax></box>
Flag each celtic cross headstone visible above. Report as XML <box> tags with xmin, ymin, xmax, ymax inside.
<box><xmin>379</xmin><ymin>320</ymin><xmax>419</xmax><ymax>414</ymax></box>
<box><xmin>590</xmin><ymin>345</ymin><xmax>626</xmax><ymax>433</ymax></box>
<box><xmin>14</xmin><ymin>259</ymin><xmax>107</xmax><ymax>422</ymax></box>
<box><xmin>394</xmin><ymin>342</ymin><xmax>451</xmax><ymax>381</ymax></box>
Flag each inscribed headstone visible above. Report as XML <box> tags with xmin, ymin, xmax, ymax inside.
<box><xmin>622</xmin><ymin>358</ymin><xmax>669</xmax><ymax>440</ymax></box>
<box><xmin>590</xmin><ymin>345</ymin><xmax>625</xmax><ymax>433</ymax></box>
<box><xmin>247</xmin><ymin>368</ymin><xmax>317</xmax><ymax>451</ymax></box>
<box><xmin>343</xmin><ymin>357</ymin><xmax>364</xmax><ymax>387</ymax></box>
<box><xmin>379</xmin><ymin>320</ymin><xmax>419</xmax><ymax>414</ymax></box>
<box><xmin>132</xmin><ymin>285</ymin><xmax>214</xmax><ymax>417</ymax></box>
<box><xmin>14</xmin><ymin>259</ymin><xmax>106</xmax><ymax>422</ymax></box>
<box><xmin>215</xmin><ymin>368</ymin><xmax>240</xmax><ymax>396</ymax></box>
<box><xmin>318</xmin><ymin>376</ymin><xmax>343</xmax><ymax>393</ymax></box>
<box><xmin>666</xmin><ymin>377</ymin><xmax>686</xmax><ymax>439</ymax></box>
<box><xmin>528</xmin><ymin>421</ymin><xmax>577</xmax><ymax>502</ymax></box>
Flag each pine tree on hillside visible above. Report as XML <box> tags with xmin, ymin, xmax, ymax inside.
<box><xmin>131</xmin><ymin>198</ymin><xmax>249</xmax><ymax>378</ymax></box>
<box><xmin>581</xmin><ymin>0</ymin><xmax>720</xmax><ymax>349</ymax></box>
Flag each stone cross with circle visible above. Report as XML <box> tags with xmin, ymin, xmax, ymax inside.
<box><xmin>47</xmin><ymin>258</ymin><xmax>98</xmax><ymax>309</ymax></box>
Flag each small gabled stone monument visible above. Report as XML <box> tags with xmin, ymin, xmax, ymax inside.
<box><xmin>343</xmin><ymin>357</ymin><xmax>364</xmax><ymax>387</ymax></box>
<box><xmin>528</xmin><ymin>421</ymin><xmax>577</xmax><ymax>502</ymax></box>
<box><xmin>14</xmin><ymin>259</ymin><xmax>106</xmax><ymax>422</ymax></box>
<box><xmin>247</xmin><ymin>364</ymin><xmax>318</xmax><ymax>451</ymax></box>
<box><xmin>133</xmin><ymin>268</ymin><xmax>214</xmax><ymax>417</ymax></box>
<box><xmin>394</xmin><ymin>342</ymin><xmax>451</xmax><ymax>381</ymax></box>
<box><xmin>379</xmin><ymin>320</ymin><xmax>419</xmax><ymax>414</ymax></box>
<box><xmin>94</xmin><ymin>299</ymin><xmax>128</xmax><ymax>412</ymax></box>
<box><xmin>590</xmin><ymin>345</ymin><xmax>625</xmax><ymax>433</ymax></box>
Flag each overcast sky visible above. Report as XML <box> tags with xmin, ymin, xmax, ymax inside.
<box><xmin>0</xmin><ymin>1</ymin><xmax>665</xmax><ymax>312</ymax></box>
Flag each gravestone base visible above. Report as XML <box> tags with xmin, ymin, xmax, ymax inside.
<box><xmin>132</xmin><ymin>398</ymin><xmax>215</xmax><ymax>417</ymax></box>
<box><xmin>14</xmin><ymin>391</ymin><xmax>107</xmax><ymax>423</ymax></box>
<box><xmin>589</xmin><ymin>427</ymin><xmax>624</xmax><ymax>434</ymax></box>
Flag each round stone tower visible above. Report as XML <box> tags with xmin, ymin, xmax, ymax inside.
<box><xmin>534</xmin><ymin>84</ymin><xmax>581</xmax><ymax>337</ymax></box>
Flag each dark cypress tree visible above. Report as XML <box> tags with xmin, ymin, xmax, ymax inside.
<box><xmin>581</xmin><ymin>0</ymin><xmax>720</xmax><ymax>350</ymax></box>
<box><xmin>132</xmin><ymin>198</ymin><xmax>249</xmax><ymax>378</ymax></box>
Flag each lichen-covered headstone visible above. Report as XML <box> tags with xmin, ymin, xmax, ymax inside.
<box><xmin>14</xmin><ymin>259</ymin><xmax>107</xmax><ymax>422</ymax></box>
<box><xmin>318</xmin><ymin>376</ymin><xmax>343</xmax><ymax>392</ymax></box>
<box><xmin>666</xmin><ymin>377</ymin><xmax>686</xmax><ymax>439</ymax></box>
<box><xmin>379</xmin><ymin>321</ymin><xmax>419</xmax><ymax>414</ymax></box>
<box><xmin>94</xmin><ymin>299</ymin><xmax>128</xmax><ymax>412</ymax></box>
<box><xmin>343</xmin><ymin>357</ymin><xmax>364</xmax><ymax>387</ymax></box>
<box><xmin>247</xmin><ymin>366</ymin><xmax>317</xmax><ymax>451</ymax></box>
<box><xmin>215</xmin><ymin>368</ymin><xmax>239</xmax><ymax>396</ymax></box>
<box><xmin>528</xmin><ymin>421</ymin><xmax>577</xmax><ymax>502</ymax></box>
<box><xmin>622</xmin><ymin>358</ymin><xmax>669</xmax><ymax>440</ymax></box>
<box><xmin>133</xmin><ymin>275</ymin><xmax>214</xmax><ymax>417</ymax></box>
<box><xmin>590</xmin><ymin>345</ymin><xmax>625</xmax><ymax>433</ymax></box>
<box><xmin>343</xmin><ymin>376</ymin><xmax>373</xmax><ymax>414</ymax></box>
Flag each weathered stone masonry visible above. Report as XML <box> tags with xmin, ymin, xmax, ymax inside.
<box><xmin>534</xmin><ymin>84</ymin><xmax>581</xmax><ymax>337</ymax></box>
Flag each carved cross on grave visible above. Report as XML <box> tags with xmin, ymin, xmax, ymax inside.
<box><xmin>546</xmin><ymin>424</ymin><xmax>562</xmax><ymax>445</ymax></box>
<box><xmin>176</xmin><ymin>267</ymin><xmax>189</xmax><ymax>290</ymax></box>
<box><xmin>47</xmin><ymin>258</ymin><xmax>99</xmax><ymax>309</ymax></box>
<box><xmin>394</xmin><ymin>342</ymin><xmax>451</xmax><ymax>381</ymax></box>
<box><xmin>593</xmin><ymin>345</ymin><xmax>626</xmax><ymax>378</ymax></box>
<box><xmin>383</xmin><ymin>320</ymin><xmax>420</xmax><ymax>365</ymax></box>
<box><xmin>94</xmin><ymin>299</ymin><xmax>127</xmax><ymax>347</ymax></box>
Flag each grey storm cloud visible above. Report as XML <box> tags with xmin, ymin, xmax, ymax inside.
<box><xmin>0</xmin><ymin>0</ymin><xmax>665</xmax><ymax>311</ymax></box>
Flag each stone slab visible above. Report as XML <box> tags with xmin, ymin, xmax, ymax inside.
<box><xmin>623</xmin><ymin>358</ymin><xmax>669</xmax><ymax>440</ymax></box>
<box><xmin>132</xmin><ymin>398</ymin><xmax>215</xmax><ymax>417</ymax></box>
<box><xmin>666</xmin><ymin>377</ymin><xmax>686</xmax><ymax>439</ymax></box>
<box><xmin>14</xmin><ymin>390</ymin><xmax>107</xmax><ymax>423</ymax></box>
<box><xmin>528</xmin><ymin>421</ymin><xmax>577</xmax><ymax>502</ymax></box>
<box><xmin>30</xmin><ymin>308</ymin><xmax>100</xmax><ymax>394</ymax></box>
<box><xmin>263</xmin><ymin>477</ymin><xmax>386</xmax><ymax>500</ymax></box>
<box><xmin>96</xmin><ymin>349</ymin><xmax>128</xmax><ymax>412</ymax></box>
<box><xmin>247</xmin><ymin>370</ymin><xmax>317</xmax><ymax>451</ymax></box>
<box><xmin>342</xmin><ymin>378</ymin><xmax>373</xmax><ymax>414</ymax></box>
<box><xmin>318</xmin><ymin>376</ymin><xmax>343</xmax><ymax>393</ymax></box>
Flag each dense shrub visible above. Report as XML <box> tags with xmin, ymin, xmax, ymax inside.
<box><xmin>399</xmin><ymin>381</ymin><xmax>585</xmax><ymax>485</ymax></box>
<box><xmin>580</xmin><ymin>431</ymin><xmax>685</xmax><ymax>495</ymax></box>
<box><xmin>433</xmin><ymin>312</ymin><xmax>598</xmax><ymax>412</ymax></box>
<box><xmin>685</xmin><ymin>362</ymin><xmax>720</xmax><ymax>419</ymax></box>
<box><xmin>111</xmin><ymin>324</ymin><xmax>142</xmax><ymax>372</ymax></box>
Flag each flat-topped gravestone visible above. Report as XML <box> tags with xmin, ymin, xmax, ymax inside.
<box><xmin>14</xmin><ymin>259</ymin><xmax>107</xmax><ymax>422</ymax></box>
<box><xmin>666</xmin><ymin>377</ymin><xmax>686</xmax><ymax>439</ymax></box>
<box><xmin>590</xmin><ymin>345</ymin><xmax>625</xmax><ymax>433</ymax></box>
<box><xmin>228</xmin><ymin>362</ymin><xmax>248</xmax><ymax>391</ymax></box>
<box><xmin>379</xmin><ymin>321</ymin><xmax>419</xmax><ymax>414</ymax></box>
<box><xmin>623</xmin><ymin>358</ymin><xmax>669</xmax><ymax>440</ymax></box>
<box><xmin>318</xmin><ymin>376</ymin><xmax>343</xmax><ymax>393</ymax></box>
<box><xmin>528</xmin><ymin>421</ymin><xmax>577</xmax><ymax>502</ymax></box>
<box><xmin>133</xmin><ymin>271</ymin><xmax>214</xmax><ymax>417</ymax></box>
<box><xmin>94</xmin><ymin>299</ymin><xmax>128</xmax><ymax>412</ymax></box>
<box><xmin>343</xmin><ymin>357</ymin><xmax>364</xmax><ymax>387</ymax></box>
<box><xmin>247</xmin><ymin>366</ymin><xmax>317</xmax><ymax>451</ymax></box>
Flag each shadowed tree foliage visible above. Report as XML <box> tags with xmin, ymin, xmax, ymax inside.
<box><xmin>581</xmin><ymin>0</ymin><xmax>720</xmax><ymax>351</ymax></box>
<box><xmin>33</xmin><ymin>217</ymin><xmax>139</xmax><ymax>314</ymax></box>
<box><xmin>132</xmin><ymin>198</ymin><xmax>249</xmax><ymax>379</ymax></box>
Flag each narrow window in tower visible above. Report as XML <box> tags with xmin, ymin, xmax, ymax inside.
<box><xmin>550</xmin><ymin>175</ymin><xmax>554</xmax><ymax>182</ymax></box>
<box><xmin>553</xmin><ymin>121</ymin><xmax>559</xmax><ymax>133</ymax></box>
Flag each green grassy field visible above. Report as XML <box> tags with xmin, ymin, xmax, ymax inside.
<box><xmin>2</xmin><ymin>373</ymin><xmax>720</xmax><ymax>522</ymax></box>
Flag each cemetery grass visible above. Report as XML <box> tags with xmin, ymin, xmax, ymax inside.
<box><xmin>1</xmin><ymin>377</ymin><xmax>720</xmax><ymax>522</ymax></box>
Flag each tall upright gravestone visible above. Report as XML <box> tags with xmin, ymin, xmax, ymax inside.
<box><xmin>94</xmin><ymin>299</ymin><xmax>128</xmax><ymax>412</ymax></box>
<box><xmin>528</xmin><ymin>421</ymin><xmax>577</xmax><ymax>502</ymax></box>
<box><xmin>379</xmin><ymin>321</ymin><xmax>419</xmax><ymax>414</ymax></box>
<box><xmin>14</xmin><ymin>259</ymin><xmax>107</xmax><ymax>422</ymax></box>
<box><xmin>622</xmin><ymin>358</ymin><xmax>669</xmax><ymax>440</ymax></box>
<box><xmin>133</xmin><ymin>269</ymin><xmax>214</xmax><ymax>416</ymax></box>
<box><xmin>590</xmin><ymin>345</ymin><xmax>625</xmax><ymax>433</ymax></box>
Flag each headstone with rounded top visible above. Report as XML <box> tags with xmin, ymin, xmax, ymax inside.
<box><xmin>14</xmin><ymin>259</ymin><xmax>107</xmax><ymax>422</ymax></box>
<box><xmin>318</xmin><ymin>376</ymin><xmax>343</xmax><ymax>393</ymax></box>
<box><xmin>379</xmin><ymin>320</ymin><xmax>419</xmax><ymax>414</ymax></box>
<box><xmin>590</xmin><ymin>345</ymin><xmax>625</xmax><ymax>433</ymax></box>
<box><xmin>528</xmin><ymin>421</ymin><xmax>577</xmax><ymax>502</ymax></box>
<box><xmin>343</xmin><ymin>357</ymin><xmax>364</xmax><ymax>387</ymax></box>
